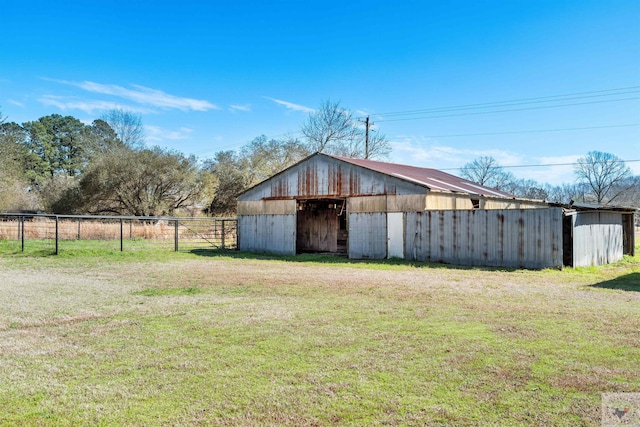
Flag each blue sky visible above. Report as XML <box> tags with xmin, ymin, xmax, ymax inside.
<box><xmin>2</xmin><ymin>0</ymin><xmax>639</xmax><ymax>184</ymax></box>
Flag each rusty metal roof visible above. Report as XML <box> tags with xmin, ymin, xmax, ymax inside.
<box><xmin>328</xmin><ymin>154</ymin><xmax>515</xmax><ymax>198</ymax></box>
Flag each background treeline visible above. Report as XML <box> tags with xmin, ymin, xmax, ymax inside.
<box><xmin>0</xmin><ymin>102</ymin><xmax>638</xmax><ymax>217</ymax></box>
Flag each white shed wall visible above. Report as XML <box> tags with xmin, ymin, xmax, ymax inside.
<box><xmin>572</xmin><ymin>212</ymin><xmax>623</xmax><ymax>267</ymax></box>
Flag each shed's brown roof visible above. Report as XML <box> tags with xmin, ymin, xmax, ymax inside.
<box><xmin>329</xmin><ymin>154</ymin><xmax>514</xmax><ymax>198</ymax></box>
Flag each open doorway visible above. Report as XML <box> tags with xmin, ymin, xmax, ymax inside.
<box><xmin>562</xmin><ymin>213</ymin><xmax>574</xmax><ymax>267</ymax></box>
<box><xmin>296</xmin><ymin>198</ymin><xmax>347</xmax><ymax>255</ymax></box>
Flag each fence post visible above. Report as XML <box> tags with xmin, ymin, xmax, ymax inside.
<box><xmin>221</xmin><ymin>220</ymin><xmax>226</xmax><ymax>249</ymax></box>
<box><xmin>77</xmin><ymin>218</ymin><xmax>81</xmax><ymax>240</ymax></box>
<box><xmin>21</xmin><ymin>216</ymin><xmax>25</xmax><ymax>252</ymax></box>
<box><xmin>55</xmin><ymin>216</ymin><xmax>59</xmax><ymax>255</ymax></box>
<box><xmin>120</xmin><ymin>219</ymin><xmax>124</xmax><ymax>251</ymax></box>
<box><xmin>174</xmin><ymin>219</ymin><xmax>179</xmax><ymax>252</ymax></box>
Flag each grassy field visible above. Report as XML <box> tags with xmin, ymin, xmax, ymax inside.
<box><xmin>0</xmin><ymin>243</ymin><xmax>638</xmax><ymax>426</ymax></box>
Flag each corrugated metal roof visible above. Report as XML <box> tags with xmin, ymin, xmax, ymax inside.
<box><xmin>549</xmin><ymin>201</ymin><xmax>639</xmax><ymax>212</ymax></box>
<box><xmin>328</xmin><ymin>154</ymin><xmax>515</xmax><ymax>198</ymax></box>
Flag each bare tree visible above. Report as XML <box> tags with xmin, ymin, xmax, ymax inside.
<box><xmin>612</xmin><ymin>175</ymin><xmax>640</xmax><ymax>208</ymax></box>
<box><xmin>301</xmin><ymin>100</ymin><xmax>390</xmax><ymax>159</ymax></box>
<box><xmin>574</xmin><ymin>151</ymin><xmax>631</xmax><ymax>204</ymax></box>
<box><xmin>101</xmin><ymin>109</ymin><xmax>145</xmax><ymax>149</ymax></box>
<box><xmin>460</xmin><ymin>156</ymin><xmax>515</xmax><ymax>191</ymax></box>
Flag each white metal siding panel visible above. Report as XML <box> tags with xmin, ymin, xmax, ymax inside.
<box><xmin>404</xmin><ymin>208</ymin><xmax>562</xmax><ymax>269</ymax></box>
<box><xmin>349</xmin><ymin>212</ymin><xmax>387</xmax><ymax>259</ymax></box>
<box><xmin>387</xmin><ymin>212</ymin><xmax>404</xmax><ymax>259</ymax></box>
<box><xmin>238</xmin><ymin>214</ymin><xmax>296</xmax><ymax>255</ymax></box>
<box><xmin>573</xmin><ymin>212</ymin><xmax>623</xmax><ymax>267</ymax></box>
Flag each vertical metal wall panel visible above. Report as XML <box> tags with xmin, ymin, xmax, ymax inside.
<box><xmin>572</xmin><ymin>212</ymin><xmax>623</xmax><ymax>267</ymax></box>
<box><xmin>404</xmin><ymin>208</ymin><xmax>563</xmax><ymax>269</ymax></box>
<box><xmin>349</xmin><ymin>212</ymin><xmax>387</xmax><ymax>259</ymax></box>
<box><xmin>238</xmin><ymin>214</ymin><xmax>296</xmax><ymax>255</ymax></box>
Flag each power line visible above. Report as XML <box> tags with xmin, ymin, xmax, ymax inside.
<box><xmin>393</xmin><ymin>123</ymin><xmax>640</xmax><ymax>139</ymax></box>
<box><xmin>367</xmin><ymin>85</ymin><xmax>640</xmax><ymax>118</ymax></box>
<box><xmin>376</xmin><ymin>97</ymin><xmax>640</xmax><ymax>122</ymax></box>
<box><xmin>439</xmin><ymin>159</ymin><xmax>640</xmax><ymax>172</ymax></box>
<box><xmin>376</xmin><ymin>90</ymin><xmax>640</xmax><ymax>118</ymax></box>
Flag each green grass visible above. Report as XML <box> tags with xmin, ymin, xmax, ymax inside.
<box><xmin>133</xmin><ymin>287</ymin><xmax>205</xmax><ymax>296</ymax></box>
<box><xmin>0</xmin><ymin>243</ymin><xmax>638</xmax><ymax>425</ymax></box>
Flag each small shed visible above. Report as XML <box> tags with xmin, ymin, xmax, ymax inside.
<box><xmin>557</xmin><ymin>202</ymin><xmax>637</xmax><ymax>267</ymax></box>
<box><xmin>237</xmin><ymin>153</ymin><xmax>636</xmax><ymax>268</ymax></box>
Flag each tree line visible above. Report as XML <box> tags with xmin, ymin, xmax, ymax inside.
<box><xmin>0</xmin><ymin>100</ymin><xmax>637</xmax><ymax>217</ymax></box>
<box><xmin>0</xmin><ymin>101</ymin><xmax>390</xmax><ymax>216</ymax></box>
<box><xmin>460</xmin><ymin>154</ymin><xmax>639</xmax><ymax>208</ymax></box>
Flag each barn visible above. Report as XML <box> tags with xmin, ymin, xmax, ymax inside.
<box><xmin>237</xmin><ymin>153</ymin><xmax>636</xmax><ymax>268</ymax></box>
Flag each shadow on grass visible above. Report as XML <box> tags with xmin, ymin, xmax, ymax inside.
<box><xmin>590</xmin><ymin>272</ymin><xmax>640</xmax><ymax>292</ymax></box>
<box><xmin>189</xmin><ymin>248</ymin><xmax>517</xmax><ymax>272</ymax></box>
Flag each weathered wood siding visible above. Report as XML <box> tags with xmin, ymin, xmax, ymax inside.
<box><xmin>346</xmin><ymin>193</ymin><xmax>547</xmax><ymax>213</ymax></box>
<box><xmin>237</xmin><ymin>200</ymin><xmax>296</xmax><ymax>215</ymax></box>
<box><xmin>296</xmin><ymin>209</ymin><xmax>338</xmax><ymax>252</ymax></box>
<box><xmin>238</xmin><ymin>214</ymin><xmax>296</xmax><ymax>255</ymax></box>
<box><xmin>572</xmin><ymin>212</ymin><xmax>623</xmax><ymax>267</ymax></box>
<box><xmin>425</xmin><ymin>193</ymin><xmax>474</xmax><ymax>210</ymax></box>
<box><xmin>484</xmin><ymin>198</ymin><xmax>548</xmax><ymax>210</ymax></box>
<box><xmin>404</xmin><ymin>208</ymin><xmax>563</xmax><ymax>268</ymax></box>
<box><xmin>349</xmin><ymin>212</ymin><xmax>387</xmax><ymax>259</ymax></box>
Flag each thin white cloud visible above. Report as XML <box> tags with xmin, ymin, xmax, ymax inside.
<box><xmin>265</xmin><ymin>97</ymin><xmax>314</xmax><ymax>113</ymax></box>
<box><xmin>44</xmin><ymin>78</ymin><xmax>218</xmax><ymax>111</ymax></box>
<box><xmin>391</xmin><ymin>137</ymin><xmax>523</xmax><ymax>167</ymax></box>
<box><xmin>146</xmin><ymin>125</ymin><xmax>194</xmax><ymax>142</ymax></box>
<box><xmin>38</xmin><ymin>95</ymin><xmax>152</xmax><ymax>114</ymax></box>
<box><xmin>229</xmin><ymin>104</ymin><xmax>251</xmax><ymax>112</ymax></box>
<box><xmin>7</xmin><ymin>99</ymin><xmax>24</xmax><ymax>107</ymax></box>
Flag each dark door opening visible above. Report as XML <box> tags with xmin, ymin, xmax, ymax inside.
<box><xmin>562</xmin><ymin>214</ymin><xmax>574</xmax><ymax>267</ymax></box>
<box><xmin>296</xmin><ymin>198</ymin><xmax>347</xmax><ymax>255</ymax></box>
<box><xmin>622</xmin><ymin>213</ymin><xmax>635</xmax><ymax>256</ymax></box>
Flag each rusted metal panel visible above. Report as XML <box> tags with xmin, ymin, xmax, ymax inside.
<box><xmin>238</xmin><ymin>214</ymin><xmax>296</xmax><ymax>255</ymax></box>
<box><xmin>404</xmin><ymin>208</ymin><xmax>563</xmax><ymax>268</ymax></box>
<box><xmin>237</xmin><ymin>200</ymin><xmax>296</xmax><ymax>215</ymax></box>
<box><xmin>238</xmin><ymin>154</ymin><xmax>429</xmax><ymax>202</ymax></box>
<box><xmin>572</xmin><ymin>212</ymin><xmax>623</xmax><ymax>267</ymax></box>
<box><xmin>238</xmin><ymin>153</ymin><xmax>555</xmax><ymax>206</ymax></box>
<box><xmin>330</xmin><ymin>154</ymin><xmax>514</xmax><ymax>197</ymax></box>
<box><xmin>348</xmin><ymin>212</ymin><xmax>387</xmax><ymax>259</ymax></box>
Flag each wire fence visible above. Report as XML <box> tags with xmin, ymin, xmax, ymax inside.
<box><xmin>0</xmin><ymin>213</ymin><xmax>237</xmax><ymax>255</ymax></box>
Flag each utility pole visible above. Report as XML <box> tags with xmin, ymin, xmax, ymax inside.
<box><xmin>364</xmin><ymin>116</ymin><xmax>370</xmax><ymax>159</ymax></box>
<box><xmin>359</xmin><ymin>116</ymin><xmax>372</xmax><ymax>159</ymax></box>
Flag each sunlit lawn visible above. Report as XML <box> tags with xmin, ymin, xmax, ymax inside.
<box><xmin>0</xmin><ymin>242</ymin><xmax>638</xmax><ymax>426</ymax></box>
